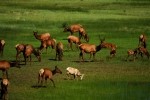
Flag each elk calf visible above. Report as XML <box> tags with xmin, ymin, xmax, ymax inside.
<box><xmin>126</xmin><ymin>48</ymin><xmax>138</xmax><ymax>61</ymax></box>
<box><xmin>55</xmin><ymin>42</ymin><xmax>63</xmax><ymax>61</ymax></box>
<box><xmin>38</xmin><ymin>66</ymin><xmax>62</xmax><ymax>87</ymax></box>
<box><xmin>0</xmin><ymin>39</ymin><xmax>5</xmax><ymax>57</ymax></box>
<box><xmin>66</xmin><ymin>67</ymin><xmax>84</xmax><ymax>80</ymax></box>
<box><xmin>67</xmin><ymin>35</ymin><xmax>81</xmax><ymax>50</ymax></box>
<box><xmin>1</xmin><ymin>78</ymin><xmax>9</xmax><ymax>100</ymax></box>
<box><xmin>33</xmin><ymin>31</ymin><xmax>51</xmax><ymax>41</ymax></box>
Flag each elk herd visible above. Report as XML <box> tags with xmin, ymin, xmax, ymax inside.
<box><xmin>0</xmin><ymin>23</ymin><xmax>149</xmax><ymax>99</ymax></box>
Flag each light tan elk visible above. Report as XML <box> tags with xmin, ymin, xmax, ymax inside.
<box><xmin>23</xmin><ymin>44</ymin><xmax>41</xmax><ymax>65</ymax></box>
<box><xmin>0</xmin><ymin>39</ymin><xmax>5</xmax><ymax>57</ymax></box>
<box><xmin>63</xmin><ymin>24</ymin><xmax>83</xmax><ymax>35</ymax></box>
<box><xmin>79</xmin><ymin>28</ymin><xmax>89</xmax><ymax>42</ymax></box>
<box><xmin>39</xmin><ymin>38</ymin><xmax>56</xmax><ymax>53</ymax></box>
<box><xmin>0</xmin><ymin>60</ymin><xmax>10</xmax><ymax>78</ymax></box>
<box><xmin>38</xmin><ymin>66</ymin><xmax>62</xmax><ymax>87</ymax></box>
<box><xmin>138</xmin><ymin>34</ymin><xmax>147</xmax><ymax>48</ymax></box>
<box><xmin>79</xmin><ymin>43</ymin><xmax>102</xmax><ymax>61</ymax></box>
<box><xmin>138</xmin><ymin>46</ymin><xmax>149</xmax><ymax>59</ymax></box>
<box><xmin>126</xmin><ymin>48</ymin><xmax>138</xmax><ymax>61</ymax></box>
<box><xmin>55</xmin><ymin>42</ymin><xmax>64</xmax><ymax>61</ymax></box>
<box><xmin>67</xmin><ymin>35</ymin><xmax>81</xmax><ymax>50</ymax></box>
<box><xmin>33</xmin><ymin>31</ymin><xmax>51</xmax><ymax>41</ymax></box>
<box><xmin>1</xmin><ymin>78</ymin><xmax>9</xmax><ymax>100</ymax></box>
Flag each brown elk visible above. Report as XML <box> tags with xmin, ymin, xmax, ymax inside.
<box><xmin>38</xmin><ymin>66</ymin><xmax>62</xmax><ymax>87</ymax></box>
<box><xmin>63</xmin><ymin>24</ymin><xmax>83</xmax><ymax>35</ymax></box>
<box><xmin>79</xmin><ymin>28</ymin><xmax>89</xmax><ymax>42</ymax></box>
<box><xmin>126</xmin><ymin>48</ymin><xmax>138</xmax><ymax>61</ymax></box>
<box><xmin>79</xmin><ymin>43</ymin><xmax>102</xmax><ymax>61</ymax></box>
<box><xmin>138</xmin><ymin>46</ymin><xmax>149</xmax><ymax>59</ymax></box>
<box><xmin>23</xmin><ymin>44</ymin><xmax>41</xmax><ymax>65</ymax></box>
<box><xmin>0</xmin><ymin>39</ymin><xmax>5</xmax><ymax>57</ymax></box>
<box><xmin>55</xmin><ymin>42</ymin><xmax>63</xmax><ymax>61</ymax></box>
<box><xmin>1</xmin><ymin>78</ymin><xmax>9</xmax><ymax>100</ymax></box>
<box><xmin>39</xmin><ymin>38</ymin><xmax>56</xmax><ymax>53</ymax></box>
<box><xmin>138</xmin><ymin>34</ymin><xmax>147</xmax><ymax>48</ymax></box>
<box><xmin>67</xmin><ymin>35</ymin><xmax>81</xmax><ymax>50</ymax></box>
<box><xmin>15</xmin><ymin>44</ymin><xmax>26</xmax><ymax>63</ymax></box>
<box><xmin>33</xmin><ymin>31</ymin><xmax>51</xmax><ymax>41</ymax></box>
<box><xmin>0</xmin><ymin>60</ymin><xmax>10</xmax><ymax>78</ymax></box>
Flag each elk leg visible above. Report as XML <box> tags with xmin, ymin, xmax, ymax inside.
<box><xmin>50</xmin><ymin>79</ymin><xmax>55</xmax><ymax>87</ymax></box>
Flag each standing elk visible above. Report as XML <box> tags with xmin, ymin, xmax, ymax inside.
<box><xmin>23</xmin><ymin>44</ymin><xmax>41</xmax><ymax>65</ymax></box>
<box><xmin>39</xmin><ymin>38</ymin><xmax>56</xmax><ymax>53</ymax></box>
<box><xmin>138</xmin><ymin>46</ymin><xmax>149</xmax><ymax>59</ymax></box>
<box><xmin>38</xmin><ymin>66</ymin><xmax>62</xmax><ymax>87</ymax></box>
<box><xmin>0</xmin><ymin>39</ymin><xmax>5</xmax><ymax>57</ymax></box>
<box><xmin>1</xmin><ymin>78</ymin><xmax>9</xmax><ymax>100</ymax></box>
<box><xmin>55</xmin><ymin>42</ymin><xmax>63</xmax><ymax>61</ymax></box>
<box><xmin>66</xmin><ymin>67</ymin><xmax>84</xmax><ymax>80</ymax></box>
<box><xmin>138</xmin><ymin>34</ymin><xmax>147</xmax><ymax>48</ymax></box>
<box><xmin>126</xmin><ymin>48</ymin><xmax>138</xmax><ymax>61</ymax></box>
<box><xmin>33</xmin><ymin>31</ymin><xmax>51</xmax><ymax>41</ymax></box>
<box><xmin>79</xmin><ymin>43</ymin><xmax>102</xmax><ymax>61</ymax></box>
<box><xmin>0</xmin><ymin>60</ymin><xmax>10</xmax><ymax>78</ymax></box>
<box><xmin>67</xmin><ymin>35</ymin><xmax>81</xmax><ymax>50</ymax></box>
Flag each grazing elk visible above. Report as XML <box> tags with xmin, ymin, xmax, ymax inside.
<box><xmin>55</xmin><ymin>42</ymin><xmax>63</xmax><ymax>61</ymax></box>
<box><xmin>79</xmin><ymin>28</ymin><xmax>89</xmax><ymax>42</ymax></box>
<box><xmin>138</xmin><ymin>46</ymin><xmax>150</xmax><ymax>59</ymax></box>
<box><xmin>0</xmin><ymin>39</ymin><xmax>5</xmax><ymax>57</ymax></box>
<box><xmin>15</xmin><ymin>44</ymin><xmax>26</xmax><ymax>64</ymax></box>
<box><xmin>39</xmin><ymin>38</ymin><xmax>56</xmax><ymax>53</ymax></box>
<box><xmin>126</xmin><ymin>48</ymin><xmax>138</xmax><ymax>61</ymax></box>
<box><xmin>138</xmin><ymin>34</ymin><xmax>147</xmax><ymax>48</ymax></box>
<box><xmin>33</xmin><ymin>31</ymin><xmax>51</xmax><ymax>41</ymax></box>
<box><xmin>0</xmin><ymin>60</ymin><xmax>10</xmax><ymax>78</ymax></box>
<box><xmin>38</xmin><ymin>66</ymin><xmax>62</xmax><ymax>87</ymax></box>
<box><xmin>66</xmin><ymin>67</ymin><xmax>84</xmax><ymax>80</ymax></box>
<box><xmin>79</xmin><ymin>43</ymin><xmax>102</xmax><ymax>61</ymax></box>
<box><xmin>1</xmin><ymin>78</ymin><xmax>9</xmax><ymax>100</ymax></box>
<box><xmin>63</xmin><ymin>24</ymin><xmax>83</xmax><ymax>35</ymax></box>
<box><xmin>23</xmin><ymin>44</ymin><xmax>41</xmax><ymax>65</ymax></box>
<box><xmin>67</xmin><ymin>35</ymin><xmax>81</xmax><ymax>50</ymax></box>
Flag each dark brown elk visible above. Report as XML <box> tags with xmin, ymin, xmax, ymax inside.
<box><xmin>38</xmin><ymin>66</ymin><xmax>62</xmax><ymax>87</ymax></box>
<box><xmin>138</xmin><ymin>46</ymin><xmax>149</xmax><ymax>59</ymax></box>
<box><xmin>39</xmin><ymin>38</ymin><xmax>56</xmax><ymax>53</ymax></box>
<box><xmin>33</xmin><ymin>31</ymin><xmax>51</xmax><ymax>41</ymax></box>
<box><xmin>0</xmin><ymin>60</ymin><xmax>10</xmax><ymax>78</ymax></box>
<box><xmin>63</xmin><ymin>24</ymin><xmax>83</xmax><ymax>35</ymax></box>
<box><xmin>67</xmin><ymin>35</ymin><xmax>81</xmax><ymax>50</ymax></box>
<box><xmin>15</xmin><ymin>44</ymin><xmax>26</xmax><ymax>64</ymax></box>
<box><xmin>79</xmin><ymin>43</ymin><xmax>102</xmax><ymax>61</ymax></box>
<box><xmin>79</xmin><ymin>28</ymin><xmax>89</xmax><ymax>42</ymax></box>
<box><xmin>126</xmin><ymin>48</ymin><xmax>138</xmax><ymax>61</ymax></box>
<box><xmin>138</xmin><ymin>34</ymin><xmax>147</xmax><ymax>48</ymax></box>
<box><xmin>23</xmin><ymin>44</ymin><xmax>41</xmax><ymax>65</ymax></box>
<box><xmin>0</xmin><ymin>39</ymin><xmax>5</xmax><ymax>57</ymax></box>
<box><xmin>55</xmin><ymin>42</ymin><xmax>63</xmax><ymax>61</ymax></box>
<box><xmin>1</xmin><ymin>78</ymin><xmax>9</xmax><ymax>100</ymax></box>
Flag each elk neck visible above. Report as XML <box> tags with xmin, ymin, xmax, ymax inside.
<box><xmin>96</xmin><ymin>45</ymin><xmax>101</xmax><ymax>52</ymax></box>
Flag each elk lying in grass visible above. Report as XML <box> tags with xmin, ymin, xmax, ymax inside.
<box><xmin>66</xmin><ymin>67</ymin><xmax>84</xmax><ymax>80</ymax></box>
<box><xmin>39</xmin><ymin>38</ymin><xmax>56</xmax><ymax>53</ymax></box>
<box><xmin>138</xmin><ymin>46</ymin><xmax>150</xmax><ymax>59</ymax></box>
<box><xmin>79</xmin><ymin>28</ymin><xmax>89</xmax><ymax>42</ymax></box>
<box><xmin>38</xmin><ymin>66</ymin><xmax>62</xmax><ymax>87</ymax></box>
<box><xmin>33</xmin><ymin>31</ymin><xmax>51</xmax><ymax>41</ymax></box>
<box><xmin>63</xmin><ymin>24</ymin><xmax>83</xmax><ymax>35</ymax></box>
<box><xmin>138</xmin><ymin>34</ymin><xmax>147</xmax><ymax>48</ymax></box>
<box><xmin>0</xmin><ymin>39</ymin><xmax>5</xmax><ymax>57</ymax></box>
<box><xmin>126</xmin><ymin>48</ymin><xmax>138</xmax><ymax>61</ymax></box>
<box><xmin>79</xmin><ymin>43</ymin><xmax>102</xmax><ymax>61</ymax></box>
<box><xmin>23</xmin><ymin>44</ymin><xmax>41</xmax><ymax>65</ymax></box>
<box><xmin>1</xmin><ymin>78</ymin><xmax>9</xmax><ymax>100</ymax></box>
<box><xmin>67</xmin><ymin>35</ymin><xmax>81</xmax><ymax>50</ymax></box>
<box><xmin>0</xmin><ymin>60</ymin><xmax>10</xmax><ymax>78</ymax></box>
<box><xmin>15</xmin><ymin>44</ymin><xmax>26</xmax><ymax>64</ymax></box>
<box><xmin>55</xmin><ymin>42</ymin><xmax>64</xmax><ymax>61</ymax></box>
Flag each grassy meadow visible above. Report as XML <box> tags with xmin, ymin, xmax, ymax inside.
<box><xmin>0</xmin><ymin>0</ymin><xmax>150</xmax><ymax>100</ymax></box>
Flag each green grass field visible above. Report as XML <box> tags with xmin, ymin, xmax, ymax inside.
<box><xmin>0</xmin><ymin>0</ymin><xmax>150</xmax><ymax>100</ymax></box>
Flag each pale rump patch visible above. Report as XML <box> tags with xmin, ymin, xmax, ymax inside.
<box><xmin>39</xmin><ymin>68</ymin><xmax>44</xmax><ymax>76</ymax></box>
<box><xmin>15</xmin><ymin>44</ymin><xmax>20</xmax><ymax>48</ymax></box>
<box><xmin>1</xmin><ymin>40</ymin><xmax>5</xmax><ymax>45</ymax></box>
<box><xmin>2</xmin><ymin>79</ymin><xmax>9</xmax><ymax>86</ymax></box>
<box><xmin>140</xmin><ymin>34</ymin><xmax>144</xmax><ymax>39</ymax></box>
